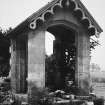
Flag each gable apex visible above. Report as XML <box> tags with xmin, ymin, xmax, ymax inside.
<box><xmin>7</xmin><ymin>0</ymin><xmax>103</xmax><ymax>38</ymax></box>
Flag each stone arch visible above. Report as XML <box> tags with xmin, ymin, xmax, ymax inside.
<box><xmin>45</xmin><ymin>20</ymin><xmax>79</xmax><ymax>33</ymax></box>
<box><xmin>44</xmin><ymin>20</ymin><xmax>77</xmax><ymax>91</ymax></box>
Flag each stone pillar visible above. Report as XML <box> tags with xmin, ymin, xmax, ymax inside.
<box><xmin>28</xmin><ymin>30</ymin><xmax>45</xmax><ymax>105</ymax></box>
<box><xmin>75</xmin><ymin>31</ymin><xmax>90</xmax><ymax>95</ymax></box>
<box><xmin>10</xmin><ymin>35</ymin><xmax>27</xmax><ymax>93</ymax></box>
<box><xmin>10</xmin><ymin>39</ymin><xmax>17</xmax><ymax>93</ymax></box>
<box><xmin>28</xmin><ymin>30</ymin><xmax>45</xmax><ymax>89</ymax></box>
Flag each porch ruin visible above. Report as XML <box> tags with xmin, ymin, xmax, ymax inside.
<box><xmin>6</xmin><ymin>0</ymin><xmax>103</xmax><ymax>104</ymax></box>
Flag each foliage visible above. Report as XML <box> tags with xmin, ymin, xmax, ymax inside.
<box><xmin>0</xmin><ymin>27</ymin><xmax>12</xmax><ymax>35</ymax></box>
<box><xmin>0</xmin><ymin>27</ymin><xmax>12</xmax><ymax>103</ymax></box>
<box><xmin>0</xmin><ymin>78</ymin><xmax>14</xmax><ymax>105</ymax></box>
<box><xmin>93</xmin><ymin>98</ymin><xmax>104</xmax><ymax>105</ymax></box>
<box><xmin>28</xmin><ymin>86</ymin><xmax>89</xmax><ymax>105</ymax></box>
<box><xmin>0</xmin><ymin>63</ymin><xmax>10</xmax><ymax>77</ymax></box>
<box><xmin>0</xmin><ymin>27</ymin><xmax>11</xmax><ymax>77</ymax></box>
<box><xmin>90</xmin><ymin>39</ymin><xmax>99</xmax><ymax>50</ymax></box>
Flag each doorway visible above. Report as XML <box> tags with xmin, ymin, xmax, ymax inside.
<box><xmin>45</xmin><ymin>24</ymin><xmax>76</xmax><ymax>93</ymax></box>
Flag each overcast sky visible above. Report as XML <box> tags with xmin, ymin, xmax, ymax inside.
<box><xmin>0</xmin><ymin>0</ymin><xmax>105</xmax><ymax>70</ymax></box>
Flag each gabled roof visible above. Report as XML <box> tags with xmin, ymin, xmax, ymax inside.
<box><xmin>7</xmin><ymin>0</ymin><xmax>103</xmax><ymax>38</ymax></box>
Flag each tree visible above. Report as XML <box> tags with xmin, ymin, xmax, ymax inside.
<box><xmin>0</xmin><ymin>27</ymin><xmax>11</xmax><ymax>77</ymax></box>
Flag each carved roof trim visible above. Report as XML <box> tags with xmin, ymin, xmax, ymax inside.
<box><xmin>7</xmin><ymin>0</ymin><xmax>103</xmax><ymax>38</ymax></box>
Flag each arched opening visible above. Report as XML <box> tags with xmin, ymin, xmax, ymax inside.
<box><xmin>45</xmin><ymin>32</ymin><xmax>55</xmax><ymax>56</ymax></box>
<box><xmin>45</xmin><ymin>25</ymin><xmax>77</xmax><ymax>93</ymax></box>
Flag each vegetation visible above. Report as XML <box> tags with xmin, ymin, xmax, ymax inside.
<box><xmin>0</xmin><ymin>28</ymin><xmax>13</xmax><ymax>105</ymax></box>
<box><xmin>0</xmin><ymin>28</ymin><xmax>11</xmax><ymax>77</ymax></box>
<box><xmin>90</xmin><ymin>39</ymin><xmax>99</xmax><ymax>50</ymax></box>
<box><xmin>0</xmin><ymin>77</ymin><xmax>14</xmax><ymax>105</ymax></box>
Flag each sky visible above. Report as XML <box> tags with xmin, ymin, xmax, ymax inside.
<box><xmin>0</xmin><ymin>0</ymin><xmax>105</xmax><ymax>70</ymax></box>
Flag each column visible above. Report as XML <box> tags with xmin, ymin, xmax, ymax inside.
<box><xmin>10</xmin><ymin>35</ymin><xmax>27</xmax><ymax>93</ymax></box>
<box><xmin>76</xmin><ymin>31</ymin><xmax>90</xmax><ymax>95</ymax></box>
<box><xmin>10</xmin><ymin>39</ymin><xmax>17</xmax><ymax>93</ymax></box>
<box><xmin>28</xmin><ymin>30</ymin><xmax>45</xmax><ymax>89</ymax></box>
<box><xmin>28</xmin><ymin>30</ymin><xmax>45</xmax><ymax>105</ymax></box>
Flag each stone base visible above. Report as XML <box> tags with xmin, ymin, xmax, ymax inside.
<box><xmin>14</xmin><ymin>93</ymin><xmax>28</xmax><ymax>105</ymax></box>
